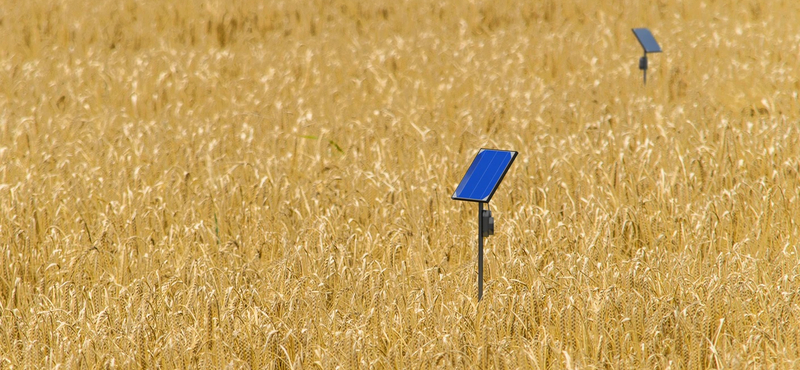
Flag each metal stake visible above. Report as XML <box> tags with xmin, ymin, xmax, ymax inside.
<box><xmin>478</xmin><ymin>202</ymin><xmax>484</xmax><ymax>301</ymax></box>
<box><xmin>639</xmin><ymin>53</ymin><xmax>648</xmax><ymax>85</ymax></box>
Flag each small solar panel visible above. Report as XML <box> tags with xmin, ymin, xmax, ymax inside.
<box><xmin>632</xmin><ymin>28</ymin><xmax>662</xmax><ymax>53</ymax></box>
<box><xmin>452</xmin><ymin>149</ymin><xmax>518</xmax><ymax>203</ymax></box>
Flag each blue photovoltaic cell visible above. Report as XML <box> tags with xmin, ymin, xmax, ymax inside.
<box><xmin>452</xmin><ymin>149</ymin><xmax>518</xmax><ymax>203</ymax></box>
<box><xmin>632</xmin><ymin>28</ymin><xmax>662</xmax><ymax>53</ymax></box>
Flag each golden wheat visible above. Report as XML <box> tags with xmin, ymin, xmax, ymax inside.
<box><xmin>1</xmin><ymin>0</ymin><xmax>800</xmax><ymax>368</ymax></box>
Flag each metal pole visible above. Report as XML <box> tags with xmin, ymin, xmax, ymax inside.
<box><xmin>478</xmin><ymin>202</ymin><xmax>484</xmax><ymax>301</ymax></box>
<box><xmin>643</xmin><ymin>66</ymin><xmax>647</xmax><ymax>85</ymax></box>
<box><xmin>642</xmin><ymin>52</ymin><xmax>648</xmax><ymax>86</ymax></box>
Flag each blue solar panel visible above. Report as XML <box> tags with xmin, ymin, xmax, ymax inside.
<box><xmin>452</xmin><ymin>149</ymin><xmax>518</xmax><ymax>203</ymax></box>
<box><xmin>632</xmin><ymin>28</ymin><xmax>662</xmax><ymax>53</ymax></box>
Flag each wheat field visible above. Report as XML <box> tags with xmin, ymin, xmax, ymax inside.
<box><xmin>1</xmin><ymin>0</ymin><xmax>800</xmax><ymax>368</ymax></box>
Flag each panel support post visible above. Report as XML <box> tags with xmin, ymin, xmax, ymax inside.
<box><xmin>640</xmin><ymin>52</ymin><xmax>648</xmax><ymax>85</ymax></box>
<box><xmin>478</xmin><ymin>202</ymin><xmax>484</xmax><ymax>301</ymax></box>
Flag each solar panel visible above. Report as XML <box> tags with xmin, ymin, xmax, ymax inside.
<box><xmin>632</xmin><ymin>28</ymin><xmax>662</xmax><ymax>53</ymax></box>
<box><xmin>452</xmin><ymin>149</ymin><xmax>518</xmax><ymax>203</ymax></box>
